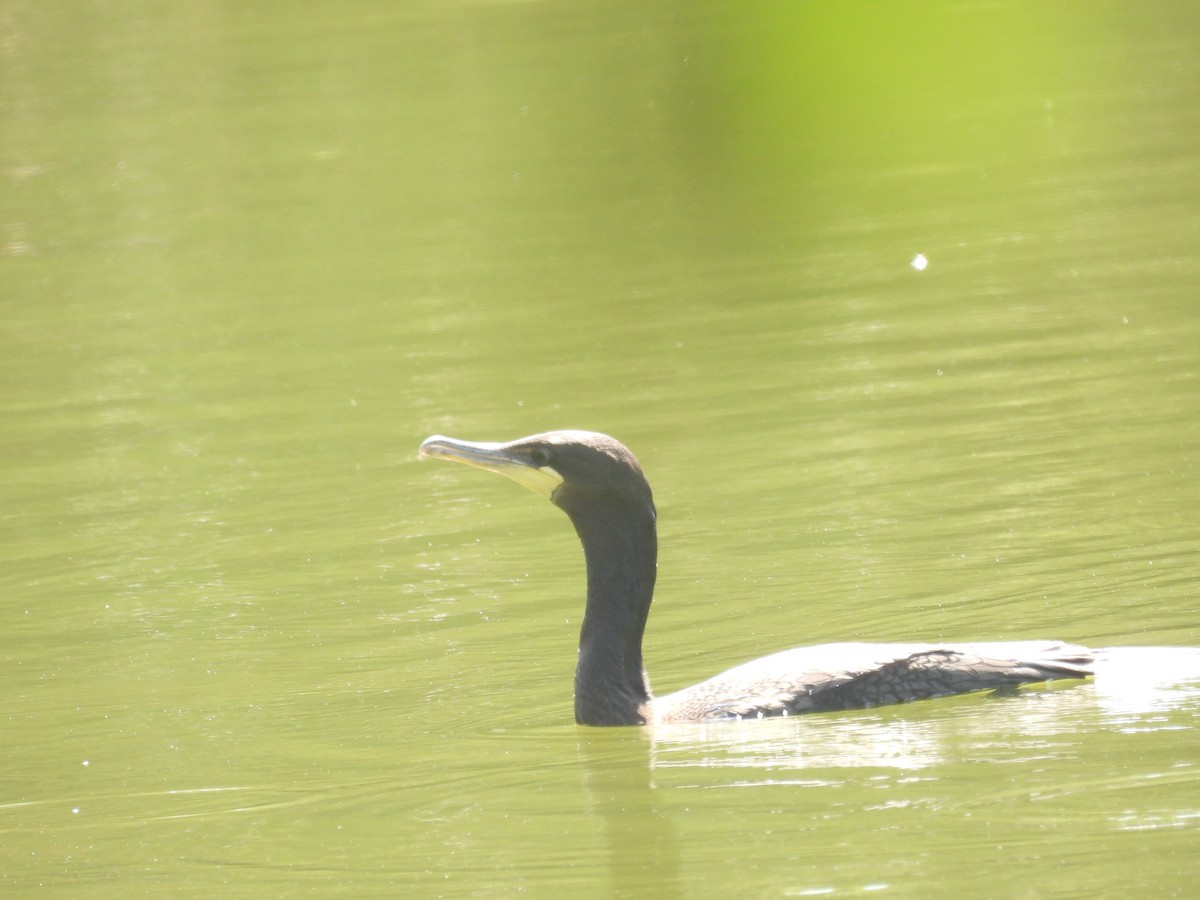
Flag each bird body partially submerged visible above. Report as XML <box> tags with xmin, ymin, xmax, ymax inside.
<box><xmin>419</xmin><ymin>431</ymin><xmax>1094</xmax><ymax>726</ymax></box>
<box><xmin>651</xmin><ymin>640</ymin><xmax>1093</xmax><ymax>722</ymax></box>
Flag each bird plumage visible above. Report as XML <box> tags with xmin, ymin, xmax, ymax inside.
<box><xmin>419</xmin><ymin>431</ymin><xmax>1093</xmax><ymax>726</ymax></box>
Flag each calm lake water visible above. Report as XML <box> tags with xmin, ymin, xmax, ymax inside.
<box><xmin>3</xmin><ymin>1</ymin><xmax>1199</xmax><ymax>896</ymax></box>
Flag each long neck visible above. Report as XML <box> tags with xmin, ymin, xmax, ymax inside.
<box><xmin>565</xmin><ymin>499</ymin><xmax>657</xmax><ymax>726</ymax></box>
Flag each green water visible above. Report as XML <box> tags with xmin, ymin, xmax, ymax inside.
<box><xmin>3</xmin><ymin>1</ymin><xmax>1199</xmax><ymax>895</ymax></box>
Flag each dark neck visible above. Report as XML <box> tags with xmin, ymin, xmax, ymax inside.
<box><xmin>565</xmin><ymin>499</ymin><xmax>657</xmax><ymax>726</ymax></box>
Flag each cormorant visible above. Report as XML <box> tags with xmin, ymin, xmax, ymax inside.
<box><xmin>419</xmin><ymin>430</ymin><xmax>1093</xmax><ymax>726</ymax></box>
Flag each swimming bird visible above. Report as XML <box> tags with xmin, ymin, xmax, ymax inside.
<box><xmin>418</xmin><ymin>430</ymin><xmax>1094</xmax><ymax>726</ymax></box>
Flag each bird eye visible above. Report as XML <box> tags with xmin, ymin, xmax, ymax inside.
<box><xmin>530</xmin><ymin>447</ymin><xmax>551</xmax><ymax>467</ymax></box>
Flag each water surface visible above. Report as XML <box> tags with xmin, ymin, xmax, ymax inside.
<box><xmin>2</xmin><ymin>1</ymin><xmax>1199</xmax><ymax>896</ymax></box>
